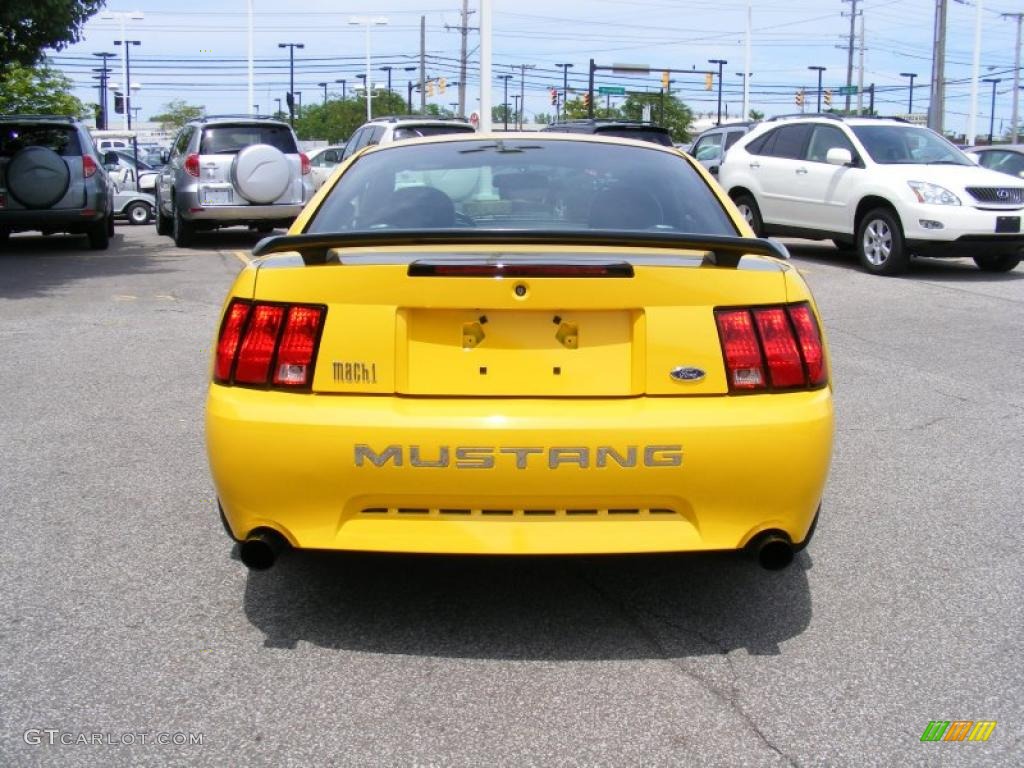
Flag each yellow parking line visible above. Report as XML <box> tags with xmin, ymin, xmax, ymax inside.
<box><xmin>233</xmin><ymin>250</ymin><xmax>253</xmax><ymax>266</ymax></box>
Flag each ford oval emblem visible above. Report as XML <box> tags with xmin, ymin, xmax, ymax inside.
<box><xmin>670</xmin><ymin>366</ymin><xmax>706</xmax><ymax>382</ymax></box>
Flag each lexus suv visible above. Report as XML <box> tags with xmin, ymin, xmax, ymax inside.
<box><xmin>717</xmin><ymin>115</ymin><xmax>1024</xmax><ymax>274</ymax></box>
<box><xmin>155</xmin><ymin>116</ymin><xmax>313</xmax><ymax>247</ymax></box>
<box><xmin>0</xmin><ymin>115</ymin><xmax>114</xmax><ymax>249</ymax></box>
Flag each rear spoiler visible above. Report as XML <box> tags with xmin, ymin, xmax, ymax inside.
<box><xmin>251</xmin><ymin>230</ymin><xmax>790</xmax><ymax>269</ymax></box>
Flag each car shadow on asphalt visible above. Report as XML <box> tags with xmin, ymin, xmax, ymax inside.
<box><xmin>241</xmin><ymin>549</ymin><xmax>813</xmax><ymax>659</ymax></box>
<box><xmin>0</xmin><ymin>232</ymin><xmax>173</xmax><ymax>299</ymax></box>
<box><xmin>164</xmin><ymin>227</ymin><xmax>283</xmax><ymax>252</ymax></box>
<box><xmin>785</xmin><ymin>241</ymin><xmax>1024</xmax><ymax>281</ymax></box>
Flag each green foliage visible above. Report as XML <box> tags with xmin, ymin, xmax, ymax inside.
<box><xmin>0</xmin><ymin>1</ymin><xmax>106</xmax><ymax>70</ymax></box>
<box><xmin>0</xmin><ymin>63</ymin><xmax>87</xmax><ymax>117</ymax></box>
<box><xmin>149</xmin><ymin>99</ymin><xmax>205</xmax><ymax>132</ymax></box>
<box><xmin>293</xmin><ymin>92</ymin><xmax>411</xmax><ymax>142</ymax></box>
<box><xmin>748</xmin><ymin>109</ymin><xmax>765</xmax><ymax>121</ymax></box>
<box><xmin>561</xmin><ymin>98</ymin><xmax>621</xmax><ymax>121</ymax></box>
<box><xmin>620</xmin><ymin>93</ymin><xmax>694</xmax><ymax>143</ymax></box>
<box><xmin>533</xmin><ymin>112</ymin><xmax>554</xmax><ymax>125</ymax></box>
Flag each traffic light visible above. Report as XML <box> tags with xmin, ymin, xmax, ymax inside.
<box><xmin>549</xmin><ymin>88</ymin><xmax>558</xmax><ymax>105</ymax></box>
<box><xmin>426</xmin><ymin>81</ymin><xmax>435</xmax><ymax>97</ymax></box>
<box><xmin>795</xmin><ymin>89</ymin><xmax>805</xmax><ymax>107</ymax></box>
<box><xmin>113</xmin><ymin>91</ymin><xmax>124</xmax><ymax>114</ymax></box>
<box><xmin>661</xmin><ymin>70</ymin><xmax>670</xmax><ymax>89</ymax></box>
<box><xmin>285</xmin><ymin>92</ymin><xmax>295</xmax><ymax>110</ymax></box>
<box><xmin>438</xmin><ymin>77</ymin><xmax>447</xmax><ymax>94</ymax></box>
<box><xmin>704</xmin><ymin>72</ymin><xmax>713</xmax><ymax>91</ymax></box>
<box><xmin>823</xmin><ymin>89</ymin><xmax>832</xmax><ymax>107</ymax></box>
<box><xmin>582</xmin><ymin>92</ymin><xmax>591</xmax><ymax>109</ymax></box>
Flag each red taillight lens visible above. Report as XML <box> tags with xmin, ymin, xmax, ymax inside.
<box><xmin>753</xmin><ymin>307</ymin><xmax>805</xmax><ymax>388</ymax></box>
<box><xmin>300</xmin><ymin>152</ymin><xmax>311</xmax><ymax>175</ymax></box>
<box><xmin>273</xmin><ymin>306</ymin><xmax>324</xmax><ymax>387</ymax></box>
<box><xmin>82</xmin><ymin>154</ymin><xmax>98</xmax><ymax>178</ymax></box>
<box><xmin>715</xmin><ymin>309</ymin><xmax>765</xmax><ymax>390</ymax></box>
<box><xmin>788</xmin><ymin>303</ymin><xmax>827</xmax><ymax>386</ymax></box>
<box><xmin>214</xmin><ymin>300</ymin><xmax>252</xmax><ymax>383</ymax></box>
<box><xmin>184</xmin><ymin>153</ymin><xmax>200</xmax><ymax>177</ymax></box>
<box><xmin>214</xmin><ymin>301</ymin><xmax>325</xmax><ymax>389</ymax></box>
<box><xmin>234</xmin><ymin>305</ymin><xmax>286</xmax><ymax>384</ymax></box>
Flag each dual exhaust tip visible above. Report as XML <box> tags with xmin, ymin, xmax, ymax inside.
<box><xmin>237</xmin><ymin>529</ymin><xmax>795</xmax><ymax>571</ymax></box>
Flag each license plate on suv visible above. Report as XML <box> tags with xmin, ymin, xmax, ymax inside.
<box><xmin>995</xmin><ymin>216</ymin><xmax>1020</xmax><ymax>233</ymax></box>
<box><xmin>201</xmin><ymin>188</ymin><xmax>234</xmax><ymax>206</ymax></box>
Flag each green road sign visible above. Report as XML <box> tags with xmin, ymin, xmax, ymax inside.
<box><xmin>838</xmin><ymin>85</ymin><xmax>859</xmax><ymax>96</ymax></box>
<box><xmin>598</xmin><ymin>86</ymin><xmax>626</xmax><ymax>95</ymax></box>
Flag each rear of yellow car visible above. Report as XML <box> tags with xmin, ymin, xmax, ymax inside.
<box><xmin>205</xmin><ymin>135</ymin><xmax>833</xmax><ymax>571</ymax></box>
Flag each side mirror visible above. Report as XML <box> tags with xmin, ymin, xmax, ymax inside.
<box><xmin>826</xmin><ymin>147</ymin><xmax>853</xmax><ymax>166</ymax></box>
<box><xmin>709</xmin><ymin>165</ymin><xmax>720</xmax><ymax>176</ymax></box>
<box><xmin>103</xmin><ymin>151</ymin><xmax>119</xmax><ymax>166</ymax></box>
<box><xmin>160</xmin><ymin>151</ymin><xmax>170</xmax><ymax>164</ymax></box>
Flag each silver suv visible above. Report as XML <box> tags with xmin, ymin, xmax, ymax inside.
<box><xmin>340</xmin><ymin>116</ymin><xmax>474</xmax><ymax>162</ymax></box>
<box><xmin>155</xmin><ymin>116</ymin><xmax>313</xmax><ymax>247</ymax></box>
<box><xmin>0</xmin><ymin>115</ymin><xmax>114</xmax><ymax>250</ymax></box>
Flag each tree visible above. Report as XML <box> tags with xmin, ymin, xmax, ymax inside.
<box><xmin>150</xmin><ymin>100</ymin><xmax>206</xmax><ymax>132</ymax></box>
<box><xmin>1</xmin><ymin>1</ymin><xmax>106</xmax><ymax>72</ymax></box>
<box><xmin>293</xmin><ymin>91</ymin><xmax>409</xmax><ymax>143</ymax></box>
<box><xmin>748</xmin><ymin>109</ymin><xmax>765</xmax><ymax>121</ymax></box>
<box><xmin>620</xmin><ymin>92</ymin><xmax>694</xmax><ymax>143</ymax></box>
<box><xmin>562</xmin><ymin>97</ymin><xmax>621</xmax><ymax>121</ymax></box>
<box><xmin>0</xmin><ymin>63</ymin><xmax>87</xmax><ymax>117</ymax></box>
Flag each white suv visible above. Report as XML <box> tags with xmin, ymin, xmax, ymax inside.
<box><xmin>717</xmin><ymin>115</ymin><xmax>1024</xmax><ymax>274</ymax></box>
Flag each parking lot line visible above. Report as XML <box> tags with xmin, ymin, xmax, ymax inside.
<box><xmin>233</xmin><ymin>250</ymin><xmax>253</xmax><ymax>266</ymax></box>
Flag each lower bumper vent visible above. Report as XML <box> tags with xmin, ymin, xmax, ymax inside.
<box><xmin>360</xmin><ymin>507</ymin><xmax>677</xmax><ymax>518</ymax></box>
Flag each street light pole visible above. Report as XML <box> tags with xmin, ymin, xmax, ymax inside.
<box><xmin>497</xmin><ymin>74</ymin><xmax>512</xmax><ymax>130</ymax></box>
<box><xmin>101</xmin><ymin>10</ymin><xmax>144</xmax><ymax>132</ymax></box>
<box><xmin>92</xmin><ymin>52</ymin><xmax>116</xmax><ymax>129</ymax></box>
<box><xmin>335</xmin><ymin>79</ymin><xmax>347</xmax><ymax>100</ymax></box>
<box><xmin>380</xmin><ymin>65</ymin><xmax>393</xmax><ymax>93</ymax></box>
<box><xmin>708</xmin><ymin>59</ymin><xmax>727</xmax><ymax>125</ymax></box>
<box><xmin>555</xmin><ymin>63</ymin><xmax>573</xmax><ymax>120</ymax></box>
<box><xmin>349</xmin><ymin>16</ymin><xmax>389</xmax><ymax>121</ymax></box>
<box><xmin>114</xmin><ymin>39</ymin><xmax>141</xmax><ymax>131</ymax></box>
<box><xmin>317</xmin><ymin>82</ymin><xmax>328</xmax><ymax>104</ymax></box>
<box><xmin>983</xmin><ymin>78</ymin><xmax>1001</xmax><ymax>144</ymax></box>
<box><xmin>277</xmin><ymin>42</ymin><xmax>304</xmax><ymax>125</ymax></box>
<box><xmin>808</xmin><ymin>65</ymin><xmax>826</xmax><ymax>112</ymax></box>
<box><xmin>513</xmin><ymin>94</ymin><xmax>521</xmax><ymax>130</ymax></box>
<box><xmin>900</xmin><ymin>72</ymin><xmax>918</xmax><ymax>114</ymax></box>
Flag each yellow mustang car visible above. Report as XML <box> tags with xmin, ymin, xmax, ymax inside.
<box><xmin>206</xmin><ymin>133</ymin><xmax>833</xmax><ymax>571</ymax></box>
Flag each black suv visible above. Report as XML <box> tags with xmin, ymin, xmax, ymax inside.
<box><xmin>541</xmin><ymin>119</ymin><xmax>673</xmax><ymax>146</ymax></box>
<box><xmin>0</xmin><ymin>115</ymin><xmax>114</xmax><ymax>249</ymax></box>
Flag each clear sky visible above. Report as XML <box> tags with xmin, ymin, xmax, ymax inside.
<box><xmin>49</xmin><ymin>0</ymin><xmax>1024</xmax><ymax>138</ymax></box>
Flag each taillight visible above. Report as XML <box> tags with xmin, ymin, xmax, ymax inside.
<box><xmin>715</xmin><ymin>302</ymin><xmax>826</xmax><ymax>393</ymax></box>
<box><xmin>300</xmin><ymin>152</ymin><xmax>311</xmax><ymax>175</ymax></box>
<box><xmin>213</xmin><ymin>299</ymin><xmax>326</xmax><ymax>389</ymax></box>
<box><xmin>184</xmin><ymin>153</ymin><xmax>200</xmax><ymax>177</ymax></box>
<box><xmin>82</xmin><ymin>154</ymin><xmax>97</xmax><ymax>178</ymax></box>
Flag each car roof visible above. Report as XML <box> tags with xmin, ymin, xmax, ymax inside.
<box><xmin>355</xmin><ymin>130</ymin><xmax>684</xmax><ymax>156</ymax></box>
<box><xmin>973</xmin><ymin>144</ymin><xmax>1024</xmax><ymax>153</ymax></box>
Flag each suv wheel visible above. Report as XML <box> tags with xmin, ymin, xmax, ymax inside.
<box><xmin>155</xmin><ymin>192</ymin><xmax>172</xmax><ymax>236</ymax></box>
<box><xmin>733</xmin><ymin>194</ymin><xmax>763</xmax><ymax>237</ymax></box>
<box><xmin>973</xmin><ymin>254</ymin><xmax>1020</xmax><ymax>272</ymax></box>
<box><xmin>172</xmin><ymin>200</ymin><xmax>195</xmax><ymax>247</ymax></box>
<box><xmin>857</xmin><ymin>208</ymin><xmax>907</xmax><ymax>275</ymax></box>
<box><xmin>87</xmin><ymin>215</ymin><xmax>110</xmax><ymax>250</ymax></box>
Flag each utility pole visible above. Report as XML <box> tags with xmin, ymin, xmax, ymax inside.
<box><xmin>967</xmin><ymin>0</ymin><xmax>984</xmax><ymax>146</ymax></box>
<box><xmin>513</xmin><ymin>94</ymin><xmax>522</xmax><ymax>129</ymax></box>
<box><xmin>498</xmin><ymin>74</ymin><xmax>512</xmax><ymax>129</ymax></box>
<box><xmin>420</xmin><ymin>16</ymin><xmax>427</xmax><ymax>113</ymax></box>
<box><xmin>928</xmin><ymin>0</ymin><xmax>947</xmax><ymax>133</ymax></box>
<box><xmin>517</xmin><ymin>64</ymin><xmax>535</xmax><ymax>129</ymax></box>
<box><xmin>842</xmin><ymin>0</ymin><xmax>860</xmax><ymax>112</ymax></box>
<box><xmin>92</xmin><ymin>52</ymin><xmax>115</xmax><ymax>129</ymax></box>
<box><xmin>556</xmin><ymin>63</ymin><xmax>573</xmax><ymax>120</ymax></box>
<box><xmin>857</xmin><ymin>13</ymin><xmax>865</xmax><ymax>114</ymax></box>
<box><xmin>1005</xmin><ymin>12</ymin><xmax>1023</xmax><ymax>143</ymax></box>
<box><xmin>455</xmin><ymin>0</ymin><xmax>475</xmax><ymax>117</ymax></box>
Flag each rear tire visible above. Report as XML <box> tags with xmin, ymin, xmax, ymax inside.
<box><xmin>172</xmin><ymin>201</ymin><xmax>195</xmax><ymax>248</ymax></box>
<box><xmin>733</xmin><ymin>194</ymin><xmax>764</xmax><ymax>237</ymax></box>
<box><xmin>857</xmin><ymin>207</ymin><xmax>908</xmax><ymax>275</ymax></box>
<box><xmin>87</xmin><ymin>216</ymin><xmax>110</xmax><ymax>250</ymax></box>
<box><xmin>973</xmin><ymin>254</ymin><xmax>1020</xmax><ymax>272</ymax></box>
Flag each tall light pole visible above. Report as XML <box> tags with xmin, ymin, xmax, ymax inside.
<box><xmin>335</xmin><ymin>79</ymin><xmax>347</xmax><ymax>100</ymax></box>
<box><xmin>498</xmin><ymin>73</ymin><xmax>512</xmax><ymax>130</ymax></box>
<box><xmin>1005</xmin><ymin>13</ymin><xmax>1023</xmax><ymax>143</ymax></box>
<box><xmin>92</xmin><ymin>52</ymin><xmax>116</xmax><ymax>129</ymax></box>
<box><xmin>513</xmin><ymin>94</ymin><xmax>522</xmax><ymax>129</ymax></box>
<box><xmin>278</xmin><ymin>42</ymin><xmax>304</xmax><ymax>125</ymax></box>
<box><xmin>318</xmin><ymin>81</ymin><xmax>328</xmax><ymax>104</ymax></box>
<box><xmin>274</xmin><ymin>97</ymin><xmax>282</xmax><ymax>116</ymax></box>
<box><xmin>380</xmin><ymin>65</ymin><xmax>393</xmax><ymax>93</ymax></box>
<box><xmin>113</xmin><ymin>40</ymin><xmax>140</xmax><ymax>130</ymax></box>
<box><xmin>555</xmin><ymin>63</ymin><xmax>573</xmax><ymax>120</ymax></box>
<box><xmin>349</xmin><ymin>16</ymin><xmax>389</xmax><ymax>121</ymax></box>
<box><xmin>708</xmin><ymin>59</ymin><xmax>727</xmax><ymax>125</ymax></box>
<box><xmin>403</xmin><ymin>66</ymin><xmax>417</xmax><ymax>114</ymax></box>
<box><xmin>808</xmin><ymin>66</ymin><xmax>826</xmax><ymax>112</ymax></box>
<box><xmin>983</xmin><ymin>78</ymin><xmax>1001</xmax><ymax>144</ymax></box>
<box><xmin>900</xmin><ymin>72</ymin><xmax>918</xmax><ymax>113</ymax></box>
<box><xmin>101</xmin><ymin>10</ymin><xmax>144</xmax><ymax>132</ymax></box>
<box><xmin>735</xmin><ymin>72</ymin><xmax>752</xmax><ymax>120</ymax></box>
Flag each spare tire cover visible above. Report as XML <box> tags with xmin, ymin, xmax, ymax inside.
<box><xmin>230</xmin><ymin>144</ymin><xmax>290</xmax><ymax>204</ymax></box>
<box><xmin>7</xmin><ymin>146</ymin><xmax>71</xmax><ymax>209</ymax></box>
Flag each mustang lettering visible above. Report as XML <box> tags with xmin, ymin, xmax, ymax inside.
<box><xmin>353</xmin><ymin>444</ymin><xmax>684</xmax><ymax>469</ymax></box>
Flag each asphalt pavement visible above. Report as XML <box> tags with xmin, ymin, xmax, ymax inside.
<box><xmin>0</xmin><ymin>225</ymin><xmax>1021</xmax><ymax>767</ymax></box>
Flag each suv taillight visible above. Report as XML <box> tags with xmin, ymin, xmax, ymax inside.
<box><xmin>714</xmin><ymin>302</ymin><xmax>827</xmax><ymax>392</ymax></box>
<box><xmin>184</xmin><ymin>153</ymin><xmax>200</xmax><ymax>177</ymax></box>
<box><xmin>82</xmin><ymin>154</ymin><xmax>97</xmax><ymax>178</ymax></box>
<box><xmin>300</xmin><ymin>152</ymin><xmax>311</xmax><ymax>175</ymax></box>
<box><xmin>214</xmin><ymin>299</ymin><xmax>326</xmax><ymax>389</ymax></box>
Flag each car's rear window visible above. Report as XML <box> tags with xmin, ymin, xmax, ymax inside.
<box><xmin>307</xmin><ymin>138</ymin><xmax>736</xmax><ymax>236</ymax></box>
<box><xmin>594</xmin><ymin>127</ymin><xmax>673</xmax><ymax>146</ymax></box>
<box><xmin>392</xmin><ymin>125</ymin><xmax>475</xmax><ymax>140</ymax></box>
<box><xmin>200</xmin><ymin>124</ymin><xmax>297</xmax><ymax>154</ymax></box>
<box><xmin>0</xmin><ymin>124</ymin><xmax>81</xmax><ymax>157</ymax></box>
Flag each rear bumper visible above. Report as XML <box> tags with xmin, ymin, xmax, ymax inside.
<box><xmin>0</xmin><ymin>205</ymin><xmax>107</xmax><ymax>231</ymax></box>
<box><xmin>182</xmin><ymin>203</ymin><xmax>304</xmax><ymax>224</ymax></box>
<box><xmin>207</xmin><ymin>387</ymin><xmax>834</xmax><ymax>555</ymax></box>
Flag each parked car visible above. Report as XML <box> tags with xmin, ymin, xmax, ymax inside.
<box><xmin>970</xmin><ymin>144</ymin><xmax>1024</xmax><ymax>179</ymax></box>
<box><xmin>155</xmin><ymin>115</ymin><xmax>313</xmax><ymax>247</ymax></box>
<box><xmin>0</xmin><ymin>114</ymin><xmax>114</xmax><ymax>249</ymax></box>
<box><xmin>102</xmin><ymin>149</ymin><xmax>158</xmax><ymax>192</ymax></box>
<box><xmin>541</xmin><ymin>119</ymin><xmax>673</xmax><ymax>146</ymax></box>
<box><xmin>688</xmin><ymin>122</ymin><xmax>755</xmax><ymax>175</ymax></box>
<box><xmin>307</xmin><ymin>144</ymin><xmax>346</xmax><ymax>189</ymax></box>
<box><xmin>207</xmin><ymin>132</ymin><xmax>832</xmax><ymax>573</ymax></box>
<box><xmin>340</xmin><ymin>116</ymin><xmax>475</xmax><ymax>162</ymax></box>
<box><xmin>717</xmin><ymin>115</ymin><xmax>1024</xmax><ymax>274</ymax></box>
